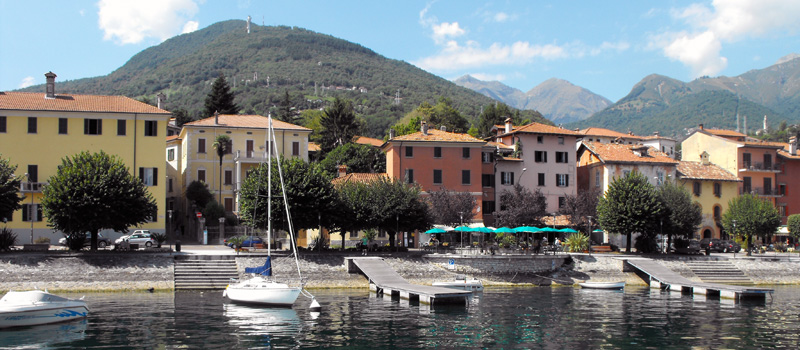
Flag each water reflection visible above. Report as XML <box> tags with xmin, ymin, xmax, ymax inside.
<box><xmin>0</xmin><ymin>319</ymin><xmax>87</xmax><ymax>349</ymax></box>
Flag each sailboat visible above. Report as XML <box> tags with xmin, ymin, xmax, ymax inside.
<box><xmin>223</xmin><ymin>115</ymin><xmax>319</xmax><ymax>310</ymax></box>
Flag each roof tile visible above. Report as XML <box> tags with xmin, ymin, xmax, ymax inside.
<box><xmin>0</xmin><ymin>91</ymin><xmax>169</xmax><ymax>114</ymax></box>
<box><xmin>390</xmin><ymin>128</ymin><xmax>485</xmax><ymax>143</ymax></box>
<box><xmin>677</xmin><ymin>161</ymin><xmax>740</xmax><ymax>181</ymax></box>
<box><xmin>582</xmin><ymin>141</ymin><xmax>677</xmax><ymax>164</ymax></box>
<box><xmin>184</xmin><ymin>114</ymin><xmax>310</xmax><ymax>131</ymax></box>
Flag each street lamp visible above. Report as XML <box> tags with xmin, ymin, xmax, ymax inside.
<box><xmin>459</xmin><ymin>211</ymin><xmax>464</xmax><ymax>248</ymax></box>
<box><xmin>25</xmin><ymin>173</ymin><xmax>33</xmax><ymax>244</ymax></box>
<box><xmin>520</xmin><ymin>168</ymin><xmax>527</xmax><ymax>181</ymax></box>
<box><xmin>732</xmin><ymin>220</ymin><xmax>737</xmax><ymax>258</ymax></box>
<box><xmin>167</xmin><ymin>210</ymin><xmax>173</xmax><ymax>254</ymax></box>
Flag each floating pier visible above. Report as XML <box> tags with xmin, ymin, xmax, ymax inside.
<box><xmin>625</xmin><ymin>258</ymin><xmax>773</xmax><ymax>300</ymax></box>
<box><xmin>346</xmin><ymin>257</ymin><xmax>471</xmax><ymax>305</ymax></box>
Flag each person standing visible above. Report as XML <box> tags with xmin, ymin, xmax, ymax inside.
<box><xmin>361</xmin><ymin>236</ymin><xmax>368</xmax><ymax>255</ymax></box>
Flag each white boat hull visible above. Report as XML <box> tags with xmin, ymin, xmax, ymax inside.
<box><xmin>433</xmin><ymin>279</ymin><xmax>484</xmax><ymax>292</ymax></box>
<box><xmin>0</xmin><ymin>291</ymin><xmax>88</xmax><ymax>328</ymax></box>
<box><xmin>579</xmin><ymin>281</ymin><xmax>625</xmax><ymax>290</ymax></box>
<box><xmin>224</xmin><ymin>277</ymin><xmax>301</xmax><ymax>307</ymax></box>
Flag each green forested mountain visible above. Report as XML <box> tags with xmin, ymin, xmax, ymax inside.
<box><xmin>19</xmin><ymin>20</ymin><xmax>546</xmax><ymax>138</ymax></box>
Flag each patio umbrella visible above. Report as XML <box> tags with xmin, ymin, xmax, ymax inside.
<box><xmin>559</xmin><ymin>228</ymin><xmax>578</xmax><ymax>233</ymax></box>
<box><xmin>453</xmin><ymin>226</ymin><xmax>472</xmax><ymax>247</ymax></box>
<box><xmin>424</xmin><ymin>228</ymin><xmax>447</xmax><ymax>234</ymax></box>
<box><xmin>494</xmin><ymin>227</ymin><xmax>516</xmax><ymax>233</ymax></box>
<box><xmin>513</xmin><ymin>226</ymin><xmax>542</xmax><ymax>233</ymax></box>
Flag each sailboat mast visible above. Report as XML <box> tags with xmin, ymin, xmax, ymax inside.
<box><xmin>267</xmin><ymin>115</ymin><xmax>272</xmax><ymax>256</ymax></box>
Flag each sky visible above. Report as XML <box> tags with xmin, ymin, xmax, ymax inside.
<box><xmin>2</xmin><ymin>0</ymin><xmax>800</xmax><ymax>102</ymax></box>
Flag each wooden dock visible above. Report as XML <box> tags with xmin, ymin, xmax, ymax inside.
<box><xmin>345</xmin><ymin>257</ymin><xmax>471</xmax><ymax>305</ymax></box>
<box><xmin>624</xmin><ymin>258</ymin><xmax>773</xmax><ymax>300</ymax></box>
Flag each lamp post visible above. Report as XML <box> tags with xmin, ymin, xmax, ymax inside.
<box><xmin>25</xmin><ymin>173</ymin><xmax>33</xmax><ymax>244</ymax></box>
<box><xmin>459</xmin><ymin>211</ymin><xmax>464</xmax><ymax>248</ymax></box>
<box><xmin>167</xmin><ymin>210</ymin><xmax>173</xmax><ymax>254</ymax></box>
<box><xmin>732</xmin><ymin>220</ymin><xmax>737</xmax><ymax>258</ymax></box>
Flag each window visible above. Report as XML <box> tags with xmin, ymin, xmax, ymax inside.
<box><xmin>713</xmin><ymin>183</ymin><xmax>721</xmax><ymax>197</ymax></box>
<box><xmin>535</xmin><ymin>151</ymin><xmax>547</xmax><ymax>163</ymax></box>
<box><xmin>22</xmin><ymin>204</ymin><xmax>42</xmax><ymax>222</ymax></box>
<box><xmin>713</xmin><ymin>206</ymin><xmax>722</xmax><ymax>220</ymax></box>
<box><xmin>0</xmin><ymin>116</ymin><xmax>6</xmax><ymax>133</ymax></box>
<box><xmin>405</xmin><ymin>146</ymin><xmax>413</xmax><ymax>157</ymax></box>
<box><xmin>558</xmin><ymin>137</ymin><xmax>564</xmax><ymax>145</ymax></box>
<box><xmin>117</xmin><ymin>119</ymin><xmax>126</xmax><ymax>136</ymax></box>
<box><xmin>501</xmin><ymin>172</ymin><xmax>514</xmax><ymax>185</ymax></box>
<box><xmin>482</xmin><ymin>152</ymin><xmax>494</xmax><ymax>163</ymax></box>
<box><xmin>168</xmin><ymin>178</ymin><xmax>173</xmax><ymax>193</ymax></box>
<box><xmin>27</xmin><ymin>165</ymin><xmax>38</xmax><ymax>183</ymax></box>
<box><xmin>58</xmin><ymin>118</ymin><xmax>68</xmax><ymax>134</ymax></box>
<box><xmin>84</xmin><ymin>118</ymin><xmax>102</xmax><ymax>135</ymax></box>
<box><xmin>292</xmin><ymin>142</ymin><xmax>300</xmax><ymax>156</ymax></box>
<box><xmin>779</xmin><ymin>205</ymin><xmax>787</xmax><ymax>217</ymax></box>
<box><xmin>558</xmin><ymin>197</ymin><xmax>566</xmax><ymax>209</ymax></box>
<box><xmin>483</xmin><ymin>200</ymin><xmax>496</xmax><ymax>215</ymax></box>
<box><xmin>462</xmin><ymin>147</ymin><xmax>471</xmax><ymax>159</ymax></box>
<box><xmin>224</xmin><ymin>198</ymin><xmax>234</xmax><ymax>212</ymax></box>
<box><xmin>595</xmin><ymin>170</ymin><xmax>601</xmax><ymax>187</ymax></box>
<box><xmin>764</xmin><ymin>178</ymin><xmax>772</xmax><ymax>195</ymax></box>
<box><xmin>28</xmin><ymin>117</ymin><xmax>37</xmax><ymax>133</ymax></box>
<box><xmin>167</xmin><ymin>149</ymin><xmax>175</xmax><ymax>161</ymax></box>
<box><xmin>139</xmin><ymin>167</ymin><xmax>158</xmax><ymax>186</ymax></box>
<box><xmin>144</xmin><ymin>120</ymin><xmax>157</xmax><ymax>136</ymax></box>
<box><xmin>433</xmin><ymin>169</ymin><xmax>442</xmax><ymax>184</ymax></box>
<box><xmin>556</xmin><ymin>174</ymin><xmax>569</xmax><ymax>187</ymax></box>
<box><xmin>764</xmin><ymin>154</ymin><xmax>772</xmax><ymax>169</ymax></box>
<box><xmin>225</xmin><ymin>169</ymin><xmax>233</xmax><ymax>185</ymax></box>
<box><xmin>405</xmin><ymin>169</ymin><xmax>414</xmax><ymax>184</ymax></box>
<box><xmin>198</xmin><ymin>138</ymin><xmax>206</xmax><ymax>153</ymax></box>
<box><xmin>246</xmin><ymin>140</ymin><xmax>254</xmax><ymax>157</ymax></box>
<box><xmin>780</xmin><ymin>184</ymin><xmax>786</xmax><ymax>196</ymax></box>
<box><xmin>555</xmin><ymin>151</ymin><xmax>568</xmax><ymax>163</ymax></box>
<box><xmin>482</xmin><ymin>174</ymin><xmax>495</xmax><ymax>187</ymax></box>
<box><xmin>349</xmin><ymin>230</ymin><xmax>358</xmax><ymax>238</ymax></box>
<box><xmin>462</xmin><ymin>170</ymin><xmax>471</xmax><ymax>185</ymax></box>
<box><xmin>538</xmin><ymin>173</ymin><xmax>545</xmax><ymax>186</ymax></box>
<box><xmin>149</xmin><ymin>207</ymin><xmax>158</xmax><ymax>222</ymax></box>
<box><xmin>693</xmin><ymin>182</ymin><xmax>701</xmax><ymax>196</ymax></box>
<box><xmin>743</xmin><ymin>177</ymin><xmax>751</xmax><ymax>193</ymax></box>
<box><xmin>198</xmin><ymin>169</ymin><xmax>206</xmax><ymax>182</ymax></box>
<box><xmin>656</xmin><ymin>171</ymin><xmax>664</xmax><ymax>185</ymax></box>
<box><xmin>742</xmin><ymin>153</ymin><xmax>752</xmax><ymax>168</ymax></box>
<box><xmin>537</xmin><ymin>136</ymin><xmax>543</xmax><ymax>144</ymax></box>
<box><xmin>434</xmin><ymin>147</ymin><xmax>442</xmax><ymax>158</ymax></box>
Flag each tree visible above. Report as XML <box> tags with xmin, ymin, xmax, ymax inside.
<box><xmin>408</xmin><ymin>98</ymin><xmax>470</xmax><ymax>133</ymax></box>
<box><xmin>787</xmin><ymin>214</ymin><xmax>800</xmax><ymax>252</ymax></box>
<box><xmin>172</xmin><ymin>108</ymin><xmax>193</xmax><ymax>127</ymax></box>
<box><xmin>657</xmin><ymin>180</ymin><xmax>702</xmax><ymax>250</ymax></box>
<box><xmin>318</xmin><ymin>143</ymin><xmax>386</xmax><ymax>177</ymax></box>
<box><xmin>390</xmin><ymin>116</ymin><xmax>424</xmax><ymax>137</ymax></box>
<box><xmin>277</xmin><ymin>89</ymin><xmax>300</xmax><ymax>124</ymax></box>
<box><xmin>559</xmin><ymin>187</ymin><xmax>602</xmax><ymax>235</ymax></box>
<box><xmin>319</xmin><ymin>97</ymin><xmax>361</xmax><ymax>153</ymax></box>
<box><xmin>427</xmin><ymin>188</ymin><xmax>476</xmax><ymax>227</ymax></box>
<box><xmin>203</xmin><ymin>74</ymin><xmax>240</xmax><ymax>118</ymax></box>
<box><xmin>186</xmin><ymin>180</ymin><xmax>214</xmax><ymax>210</ymax></box>
<box><xmin>41</xmin><ymin>151</ymin><xmax>157</xmax><ymax>251</ymax></box>
<box><xmin>0</xmin><ymin>155</ymin><xmax>23</xmax><ymax>222</ymax></box>
<box><xmin>212</xmin><ymin>134</ymin><xmax>232</xmax><ymax>203</ymax></box>
<box><xmin>494</xmin><ymin>184</ymin><xmax>548</xmax><ymax>228</ymax></box>
<box><xmin>721</xmin><ymin>194</ymin><xmax>781</xmax><ymax>256</ymax></box>
<box><xmin>477</xmin><ymin>102</ymin><xmax>515</xmax><ymax>138</ymax></box>
<box><xmin>596</xmin><ymin>170</ymin><xmax>663</xmax><ymax>253</ymax></box>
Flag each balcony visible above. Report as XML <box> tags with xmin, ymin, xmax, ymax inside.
<box><xmin>19</xmin><ymin>182</ymin><xmax>46</xmax><ymax>193</ymax></box>
<box><xmin>739</xmin><ymin>162</ymin><xmax>782</xmax><ymax>173</ymax></box>
<box><xmin>740</xmin><ymin>186</ymin><xmax>783</xmax><ymax>197</ymax></box>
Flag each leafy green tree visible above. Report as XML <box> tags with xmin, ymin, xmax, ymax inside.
<box><xmin>212</xmin><ymin>135</ymin><xmax>232</xmax><ymax>203</ymax></box>
<box><xmin>427</xmin><ymin>188</ymin><xmax>476</xmax><ymax>227</ymax></box>
<box><xmin>172</xmin><ymin>108</ymin><xmax>193</xmax><ymax>127</ymax></box>
<box><xmin>203</xmin><ymin>74</ymin><xmax>240</xmax><ymax>118</ymax></box>
<box><xmin>658</xmin><ymin>180</ymin><xmax>702</xmax><ymax>250</ymax></box>
<box><xmin>721</xmin><ymin>194</ymin><xmax>781</xmax><ymax>256</ymax></box>
<box><xmin>477</xmin><ymin>102</ymin><xmax>515</xmax><ymax>138</ymax></box>
<box><xmin>319</xmin><ymin>143</ymin><xmax>386</xmax><ymax>177</ymax></box>
<box><xmin>319</xmin><ymin>97</ymin><xmax>361</xmax><ymax>153</ymax></box>
<box><xmin>390</xmin><ymin>116</ymin><xmax>424</xmax><ymax>137</ymax></box>
<box><xmin>202</xmin><ymin>200</ymin><xmax>226</xmax><ymax>225</ymax></box>
<box><xmin>494</xmin><ymin>184</ymin><xmax>547</xmax><ymax>228</ymax></box>
<box><xmin>596</xmin><ymin>170</ymin><xmax>663</xmax><ymax>253</ymax></box>
<box><xmin>41</xmin><ymin>151</ymin><xmax>157</xmax><ymax>251</ymax></box>
<box><xmin>277</xmin><ymin>89</ymin><xmax>300</xmax><ymax>124</ymax></box>
<box><xmin>787</xmin><ymin>214</ymin><xmax>800</xmax><ymax>253</ymax></box>
<box><xmin>0</xmin><ymin>155</ymin><xmax>23</xmax><ymax>222</ymax></box>
<box><xmin>406</xmin><ymin>98</ymin><xmax>469</xmax><ymax>133</ymax></box>
<box><xmin>559</xmin><ymin>187</ymin><xmax>602</xmax><ymax>235</ymax></box>
<box><xmin>186</xmin><ymin>180</ymin><xmax>214</xmax><ymax>210</ymax></box>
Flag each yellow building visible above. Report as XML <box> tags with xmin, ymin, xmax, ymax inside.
<box><xmin>171</xmin><ymin>114</ymin><xmax>311</xmax><ymax>236</ymax></box>
<box><xmin>0</xmin><ymin>72</ymin><xmax>171</xmax><ymax>243</ymax></box>
<box><xmin>676</xmin><ymin>156</ymin><xmax>741</xmax><ymax>239</ymax></box>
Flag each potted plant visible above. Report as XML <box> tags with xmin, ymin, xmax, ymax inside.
<box><xmin>564</xmin><ymin>232</ymin><xmax>590</xmax><ymax>252</ymax></box>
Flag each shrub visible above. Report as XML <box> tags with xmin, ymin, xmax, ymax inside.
<box><xmin>635</xmin><ymin>234</ymin><xmax>659</xmax><ymax>253</ymax></box>
<box><xmin>34</xmin><ymin>237</ymin><xmax>51</xmax><ymax>244</ymax></box>
<box><xmin>152</xmin><ymin>232</ymin><xmax>167</xmax><ymax>247</ymax></box>
<box><xmin>564</xmin><ymin>232</ymin><xmax>590</xmax><ymax>252</ymax></box>
<box><xmin>65</xmin><ymin>232</ymin><xmax>87</xmax><ymax>251</ymax></box>
<box><xmin>0</xmin><ymin>227</ymin><xmax>17</xmax><ymax>251</ymax></box>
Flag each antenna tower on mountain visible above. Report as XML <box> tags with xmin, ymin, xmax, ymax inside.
<box><xmin>247</xmin><ymin>16</ymin><xmax>251</xmax><ymax>34</ymax></box>
<box><xmin>394</xmin><ymin>90</ymin><xmax>400</xmax><ymax>105</ymax></box>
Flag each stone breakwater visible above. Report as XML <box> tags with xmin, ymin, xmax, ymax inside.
<box><xmin>2</xmin><ymin>252</ymin><xmax>799</xmax><ymax>292</ymax></box>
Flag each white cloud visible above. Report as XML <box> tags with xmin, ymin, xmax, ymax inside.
<box><xmin>18</xmin><ymin>77</ymin><xmax>35</xmax><ymax>89</ymax></box>
<box><xmin>468</xmin><ymin>73</ymin><xmax>507</xmax><ymax>82</ymax></box>
<box><xmin>655</xmin><ymin>0</ymin><xmax>800</xmax><ymax>77</ymax></box>
<box><xmin>79</xmin><ymin>9</ymin><xmax>85</xmax><ymax>16</ymax></box>
<box><xmin>414</xmin><ymin>40</ymin><xmax>567</xmax><ymax>71</ymax></box>
<box><xmin>493</xmin><ymin>12</ymin><xmax>516</xmax><ymax>23</ymax></box>
<box><xmin>182</xmin><ymin>21</ymin><xmax>199</xmax><ymax>34</ymax></box>
<box><xmin>590</xmin><ymin>41</ymin><xmax>631</xmax><ymax>56</ymax></box>
<box><xmin>97</xmin><ymin>0</ymin><xmax>200</xmax><ymax>45</ymax></box>
<box><xmin>432</xmin><ymin>22</ymin><xmax>465</xmax><ymax>43</ymax></box>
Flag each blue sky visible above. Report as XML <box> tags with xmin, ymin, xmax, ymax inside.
<box><xmin>2</xmin><ymin>0</ymin><xmax>800</xmax><ymax>102</ymax></box>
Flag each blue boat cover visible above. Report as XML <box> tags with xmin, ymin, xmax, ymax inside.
<box><xmin>244</xmin><ymin>257</ymin><xmax>272</xmax><ymax>276</ymax></box>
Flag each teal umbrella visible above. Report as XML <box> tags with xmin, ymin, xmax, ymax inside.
<box><xmin>468</xmin><ymin>226</ymin><xmax>494</xmax><ymax>233</ymax></box>
<box><xmin>424</xmin><ymin>228</ymin><xmax>447</xmax><ymax>234</ymax></box>
<box><xmin>513</xmin><ymin>226</ymin><xmax>542</xmax><ymax>232</ymax></box>
<box><xmin>559</xmin><ymin>228</ymin><xmax>578</xmax><ymax>233</ymax></box>
<box><xmin>494</xmin><ymin>227</ymin><xmax>516</xmax><ymax>233</ymax></box>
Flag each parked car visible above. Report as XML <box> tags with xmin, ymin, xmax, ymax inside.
<box><xmin>699</xmin><ymin>238</ymin><xmax>724</xmax><ymax>252</ymax></box>
<box><xmin>718</xmin><ymin>240</ymin><xmax>741</xmax><ymax>253</ymax></box>
<box><xmin>673</xmin><ymin>239</ymin><xmax>702</xmax><ymax>254</ymax></box>
<box><xmin>58</xmin><ymin>233</ymin><xmax>112</xmax><ymax>249</ymax></box>
<box><xmin>226</xmin><ymin>236</ymin><xmax>264</xmax><ymax>248</ymax></box>
<box><xmin>115</xmin><ymin>232</ymin><xmax>156</xmax><ymax>247</ymax></box>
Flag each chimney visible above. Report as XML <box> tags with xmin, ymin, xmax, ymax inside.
<box><xmin>421</xmin><ymin>121</ymin><xmax>428</xmax><ymax>135</ymax></box>
<box><xmin>504</xmin><ymin>118</ymin><xmax>512</xmax><ymax>134</ymax></box>
<box><xmin>215</xmin><ymin>111</ymin><xmax>219</xmax><ymax>125</ymax></box>
<box><xmin>389</xmin><ymin>129</ymin><xmax>396</xmax><ymax>139</ymax></box>
<box><xmin>701</xmin><ymin>151</ymin><xmax>710</xmax><ymax>165</ymax></box>
<box><xmin>698</xmin><ymin>123</ymin><xmax>704</xmax><ymax>130</ymax></box>
<box><xmin>44</xmin><ymin>71</ymin><xmax>57</xmax><ymax>99</ymax></box>
<box><xmin>337</xmin><ymin>165</ymin><xmax>348</xmax><ymax>178</ymax></box>
<box><xmin>653</xmin><ymin>131</ymin><xmax>660</xmax><ymax>137</ymax></box>
<box><xmin>156</xmin><ymin>92</ymin><xmax>166</xmax><ymax>109</ymax></box>
<box><xmin>440</xmin><ymin>125</ymin><xmax>447</xmax><ymax>132</ymax></box>
<box><xmin>790</xmin><ymin>136</ymin><xmax>797</xmax><ymax>156</ymax></box>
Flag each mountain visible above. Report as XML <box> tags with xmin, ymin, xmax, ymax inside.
<box><xmin>571</xmin><ymin>55</ymin><xmax>800</xmax><ymax>138</ymax></box>
<box><xmin>453</xmin><ymin>75</ymin><xmax>611</xmax><ymax>124</ymax></box>
<box><xmin>19</xmin><ymin>20</ymin><xmax>545</xmax><ymax>138</ymax></box>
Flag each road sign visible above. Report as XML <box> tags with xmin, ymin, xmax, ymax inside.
<box><xmin>447</xmin><ymin>258</ymin><xmax>455</xmax><ymax>270</ymax></box>
<box><xmin>196</xmin><ymin>212</ymin><xmax>202</xmax><ymax>218</ymax></box>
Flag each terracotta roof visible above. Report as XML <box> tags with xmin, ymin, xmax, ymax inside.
<box><xmin>0</xmin><ymin>91</ymin><xmax>169</xmax><ymax>114</ymax></box>
<box><xmin>778</xmin><ymin>149</ymin><xmax>800</xmax><ymax>160</ymax></box>
<box><xmin>390</xmin><ymin>128</ymin><xmax>485</xmax><ymax>143</ymax></box>
<box><xmin>308</xmin><ymin>142</ymin><xmax>321</xmax><ymax>152</ymax></box>
<box><xmin>331</xmin><ymin>173</ymin><xmax>390</xmax><ymax>186</ymax></box>
<box><xmin>353</xmin><ymin>136</ymin><xmax>384</xmax><ymax>147</ymax></box>
<box><xmin>485</xmin><ymin>141</ymin><xmax>514</xmax><ymax>150</ymax></box>
<box><xmin>166</xmin><ymin>135</ymin><xmax>180</xmax><ymax>142</ymax></box>
<box><xmin>505</xmin><ymin>122</ymin><xmax>581</xmax><ymax>136</ymax></box>
<box><xmin>742</xmin><ymin>140</ymin><xmax>786</xmax><ymax>148</ymax></box>
<box><xmin>578</xmin><ymin>127</ymin><xmax>641</xmax><ymax>140</ymax></box>
<box><xmin>184</xmin><ymin>114</ymin><xmax>310</xmax><ymax>131</ymax></box>
<box><xmin>677</xmin><ymin>161</ymin><xmax>740</xmax><ymax>182</ymax></box>
<box><xmin>704</xmin><ymin>128</ymin><xmax>745</xmax><ymax>137</ymax></box>
<box><xmin>581</xmin><ymin>141</ymin><xmax>677</xmax><ymax>164</ymax></box>
<box><xmin>640</xmin><ymin>134</ymin><xmax>676</xmax><ymax>141</ymax></box>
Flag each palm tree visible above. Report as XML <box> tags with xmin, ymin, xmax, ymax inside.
<box><xmin>213</xmin><ymin>134</ymin><xmax>232</xmax><ymax>204</ymax></box>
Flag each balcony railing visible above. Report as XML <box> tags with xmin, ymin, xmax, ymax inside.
<box><xmin>740</xmin><ymin>186</ymin><xmax>783</xmax><ymax>197</ymax></box>
<box><xmin>19</xmin><ymin>182</ymin><xmax>46</xmax><ymax>193</ymax></box>
<box><xmin>739</xmin><ymin>162</ymin><xmax>782</xmax><ymax>172</ymax></box>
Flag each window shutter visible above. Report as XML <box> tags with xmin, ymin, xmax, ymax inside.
<box><xmin>139</xmin><ymin>167</ymin><xmax>144</xmax><ymax>181</ymax></box>
<box><xmin>511</xmin><ymin>172</ymin><xmax>515</xmax><ymax>185</ymax></box>
<box><xmin>98</xmin><ymin>119</ymin><xmax>102</xmax><ymax>135</ymax></box>
<box><xmin>153</xmin><ymin>168</ymin><xmax>158</xmax><ymax>186</ymax></box>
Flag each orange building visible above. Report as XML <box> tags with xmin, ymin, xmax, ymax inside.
<box><xmin>776</xmin><ymin>137</ymin><xmax>800</xmax><ymax>225</ymax></box>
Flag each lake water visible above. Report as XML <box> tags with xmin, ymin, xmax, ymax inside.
<box><xmin>1</xmin><ymin>286</ymin><xmax>799</xmax><ymax>349</ymax></box>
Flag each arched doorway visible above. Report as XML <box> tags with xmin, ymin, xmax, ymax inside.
<box><xmin>703</xmin><ymin>229</ymin><xmax>712</xmax><ymax>239</ymax></box>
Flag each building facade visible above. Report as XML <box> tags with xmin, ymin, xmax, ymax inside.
<box><xmin>676</xmin><ymin>156</ymin><xmax>741</xmax><ymax>239</ymax></box>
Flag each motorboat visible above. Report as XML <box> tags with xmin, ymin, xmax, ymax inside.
<box><xmin>433</xmin><ymin>275</ymin><xmax>484</xmax><ymax>292</ymax></box>
<box><xmin>578</xmin><ymin>281</ymin><xmax>625</xmax><ymax>290</ymax></box>
<box><xmin>223</xmin><ymin>258</ymin><xmax>301</xmax><ymax>307</ymax></box>
<box><xmin>0</xmin><ymin>290</ymin><xmax>89</xmax><ymax>328</ymax></box>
